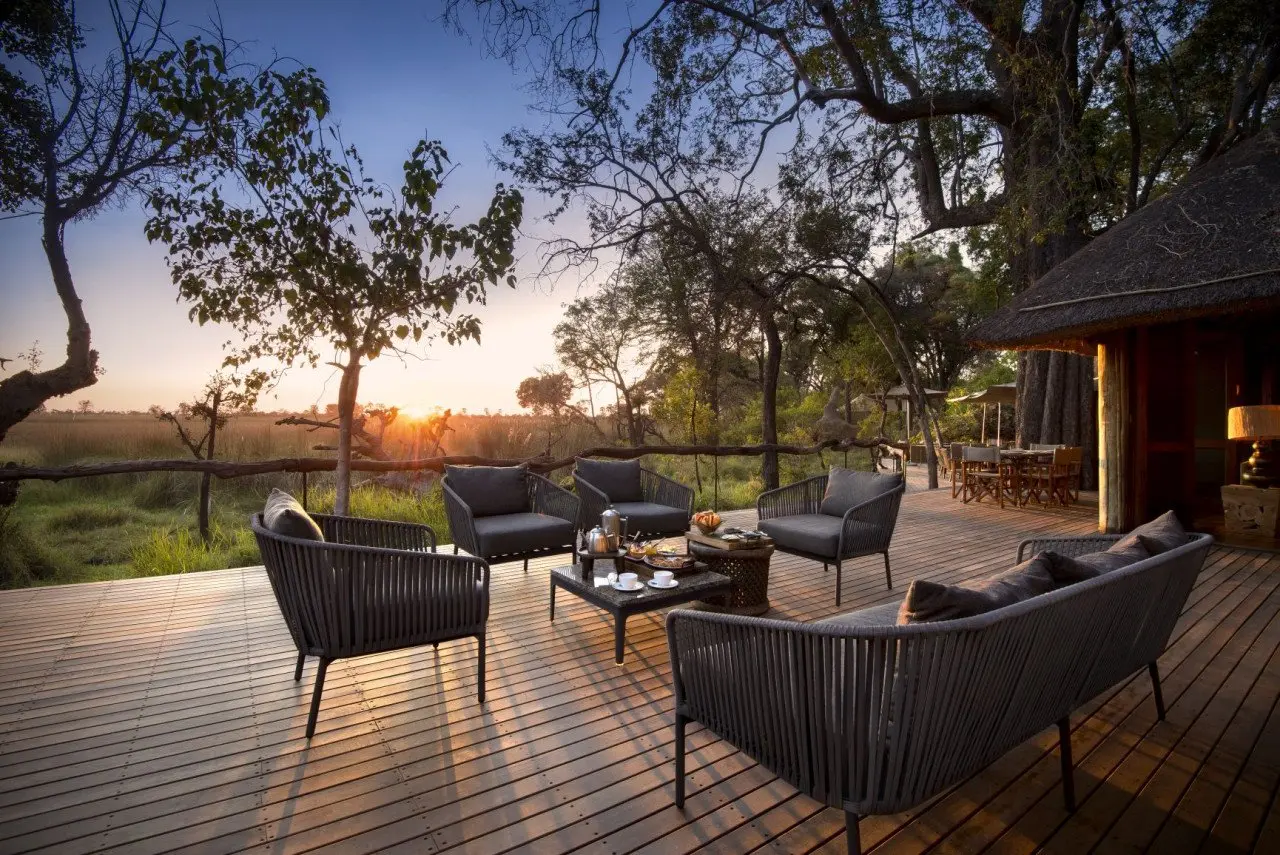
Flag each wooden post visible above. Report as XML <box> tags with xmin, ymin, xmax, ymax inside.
<box><xmin>1097</xmin><ymin>337</ymin><xmax>1130</xmax><ymax>533</ymax></box>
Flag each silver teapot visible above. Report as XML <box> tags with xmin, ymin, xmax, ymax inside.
<box><xmin>600</xmin><ymin>508</ymin><xmax>628</xmax><ymax>550</ymax></box>
<box><xmin>586</xmin><ymin>525</ymin><xmax>612</xmax><ymax>554</ymax></box>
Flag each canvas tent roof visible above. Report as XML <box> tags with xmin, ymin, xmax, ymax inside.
<box><xmin>969</xmin><ymin>124</ymin><xmax>1280</xmax><ymax>353</ymax></box>
<box><xmin>852</xmin><ymin>386</ymin><xmax>947</xmax><ymax>413</ymax></box>
<box><xmin>948</xmin><ymin>383</ymin><xmax>1017</xmax><ymax>405</ymax></box>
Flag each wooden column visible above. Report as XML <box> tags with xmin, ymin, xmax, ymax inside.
<box><xmin>1097</xmin><ymin>336</ymin><xmax>1130</xmax><ymax>532</ymax></box>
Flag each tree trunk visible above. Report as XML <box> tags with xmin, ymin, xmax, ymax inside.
<box><xmin>0</xmin><ymin>218</ymin><xmax>99</xmax><ymax>443</ymax></box>
<box><xmin>849</xmin><ymin>289</ymin><xmax>942</xmax><ymax>488</ymax></box>
<box><xmin>198</xmin><ymin>387</ymin><xmax>221</xmax><ymax>543</ymax></box>
<box><xmin>760</xmin><ymin>313</ymin><xmax>782</xmax><ymax>490</ymax></box>
<box><xmin>690</xmin><ymin>394</ymin><xmax>702</xmax><ymax>491</ymax></box>
<box><xmin>1004</xmin><ymin>86</ymin><xmax>1098</xmax><ymax>487</ymax></box>
<box><xmin>334</xmin><ymin>354</ymin><xmax>362</xmax><ymax>516</ymax></box>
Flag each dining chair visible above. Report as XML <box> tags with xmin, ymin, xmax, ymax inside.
<box><xmin>961</xmin><ymin>446</ymin><xmax>1008</xmax><ymax>507</ymax></box>
<box><xmin>949</xmin><ymin>442</ymin><xmax>968</xmax><ymax>499</ymax></box>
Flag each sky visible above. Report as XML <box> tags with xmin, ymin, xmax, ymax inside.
<box><xmin>0</xmin><ymin>0</ymin><xmax>602</xmax><ymax>415</ymax></box>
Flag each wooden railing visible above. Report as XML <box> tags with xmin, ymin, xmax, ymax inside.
<box><xmin>0</xmin><ymin>437</ymin><xmax>891</xmax><ymax>484</ymax></box>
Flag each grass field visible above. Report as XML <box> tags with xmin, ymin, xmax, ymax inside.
<box><xmin>0</xmin><ymin>411</ymin><xmax>856</xmax><ymax>588</ymax></box>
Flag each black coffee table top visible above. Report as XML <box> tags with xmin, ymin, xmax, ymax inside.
<box><xmin>550</xmin><ymin>560</ymin><xmax>731</xmax><ymax>612</ymax></box>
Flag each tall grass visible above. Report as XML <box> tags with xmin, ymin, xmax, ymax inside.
<box><xmin>0</xmin><ymin>410</ymin><xmax>866</xmax><ymax>588</ymax></box>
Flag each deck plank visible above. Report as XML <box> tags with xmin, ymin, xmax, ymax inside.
<box><xmin>0</xmin><ymin>485</ymin><xmax>1276</xmax><ymax>854</ymax></box>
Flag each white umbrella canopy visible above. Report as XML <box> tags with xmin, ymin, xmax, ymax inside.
<box><xmin>947</xmin><ymin>383</ymin><xmax>1018</xmax><ymax>443</ymax></box>
<box><xmin>852</xmin><ymin>385</ymin><xmax>948</xmax><ymax>445</ymax></box>
<box><xmin>880</xmin><ymin>384</ymin><xmax>948</xmax><ymax>413</ymax></box>
<box><xmin>947</xmin><ymin>383</ymin><xmax>1017</xmax><ymax>405</ymax></box>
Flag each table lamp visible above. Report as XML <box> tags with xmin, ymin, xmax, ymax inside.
<box><xmin>1228</xmin><ymin>405</ymin><xmax>1280</xmax><ymax>489</ymax></box>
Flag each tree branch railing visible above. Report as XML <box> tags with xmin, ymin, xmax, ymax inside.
<box><xmin>0</xmin><ymin>438</ymin><xmax>892</xmax><ymax>484</ymax></box>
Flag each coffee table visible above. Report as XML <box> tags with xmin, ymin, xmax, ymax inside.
<box><xmin>549</xmin><ymin>560</ymin><xmax>732</xmax><ymax>664</ymax></box>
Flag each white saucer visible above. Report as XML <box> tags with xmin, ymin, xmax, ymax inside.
<box><xmin>611</xmin><ymin>581</ymin><xmax>644</xmax><ymax>592</ymax></box>
<box><xmin>647</xmin><ymin>579</ymin><xmax>679</xmax><ymax>589</ymax></box>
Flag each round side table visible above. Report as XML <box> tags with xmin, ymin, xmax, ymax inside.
<box><xmin>688</xmin><ymin>541</ymin><xmax>774</xmax><ymax>615</ymax></box>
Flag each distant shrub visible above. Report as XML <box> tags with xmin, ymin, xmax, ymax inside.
<box><xmin>0</xmin><ymin>509</ymin><xmax>68</xmax><ymax>587</ymax></box>
<box><xmin>133</xmin><ymin>471</ymin><xmax>195</xmax><ymax>510</ymax></box>
<box><xmin>309</xmin><ymin>482</ymin><xmax>452</xmax><ymax>543</ymax></box>
<box><xmin>130</xmin><ymin>528</ymin><xmax>225</xmax><ymax>576</ymax></box>
<box><xmin>44</xmin><ymin>504</ymin><xmax>132</xmax><ymax>532</ymax></box>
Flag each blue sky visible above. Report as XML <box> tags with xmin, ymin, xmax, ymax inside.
<box><xmin>0</xmin><ymin>0</ymin><xmax>595</xmax><ymax>414</ymax></box>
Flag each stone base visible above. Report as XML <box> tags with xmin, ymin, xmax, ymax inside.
<box><xmin>1222</xmin><ymin>485</ymin><xmax>1280</xmax><ymax>536</ymax></box>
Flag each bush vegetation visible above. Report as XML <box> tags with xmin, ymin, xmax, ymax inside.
<box><xmin>0</xmin><ymin>390</ymin><xmax>967</xmax><ymax>589</ymax></box>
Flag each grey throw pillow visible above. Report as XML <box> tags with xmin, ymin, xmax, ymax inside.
<box><xmin>1111</xmin><ymin>510</ymin><xmax>1187</xmax><ymax>556</ymax></box>
<box><xmin>897</xmin><ymin>555</ymin><xmax>1057</xmax><ymax>624</ymax></box>
<box><xmin>575</xmin><ymin>457</ymin><xmax>643</xmax><ymax>502</ymax></box>
<box><xmin>1042</xmin><ymin>539</ymin><xmax>1151</xmax><ymax>584</ymax></box>
<box><xmin>445</xmin><ymin>465</ymin><xmax>529</xmax><ymax>517</ymax></box>
<box><xmin>819</xmin><ymin>468</ymin><xmax>903</xmax><ymax>517</ymax></box>
<box><xmin>263</xmin><ymin>488</ymin><xmax>324</xmax><ymax>541</ymax></box>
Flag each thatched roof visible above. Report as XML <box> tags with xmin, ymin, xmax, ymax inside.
<box><xmin>970</xmin><ymin>125</ymin><xmax>1280</xmax><ymax>353</ymax></box>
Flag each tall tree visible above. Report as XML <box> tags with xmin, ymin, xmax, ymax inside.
<box><xmin>0</xmin><ymin>0</ymin><xmax>280</xmax><ymax>441</ymax></box>
<box><xmin>456</xmin><ymin>0</ymin><xmax>1280</xmax><ymax>485</ymax></box>
<box><xmin>145</xmin><ymin>74</ymin><xmax>523</xmax><ymax>514</ymax></box>
<box><xmin>553</xmin><ymin>290</ymin><xmax>655</xmax><ymax>446</ymax></box>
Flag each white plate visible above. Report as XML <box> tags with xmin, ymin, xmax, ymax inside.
<box><xmin>611</xmin><ymin>581</ymin><xmax>644</xmax><ymax>592</ymax></box>
<box><xmin>647</xmin><ymin>579</ymin><xmax>679</xmax><ymax>589</ymax></box>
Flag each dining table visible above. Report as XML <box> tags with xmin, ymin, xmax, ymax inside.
<box><xmin>998</xmin><ymin>449</ymin><xmax>1057</xmax><ymax>506</ymax></box>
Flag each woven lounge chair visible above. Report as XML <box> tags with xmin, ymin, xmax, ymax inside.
<box><xmin>443</xmin><ymin>465</ymin><xmax>580</xmax><ymax>571</ymax></box>
<box><xmin>666</xmin><ymin>530</ymin><xmax>1213</xmax><ymax>853</ymax></box>
<box><xmin>756</xmin><ymin>469</ymin><xmax>905</xmax><ymax>606</ymax></box>
<box><xmin>251</xmin><ymin>510</ymin><xmax>489</xmax><ymax>739</ymax></box>
<box><xmin>574</xmin><ymin>457</ymin><xmax>694</xmax><ymax>540</ymax></box>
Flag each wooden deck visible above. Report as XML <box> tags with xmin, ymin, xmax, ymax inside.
<box><xmin>1</xmin><ymin>487</ymin><xmax>1278</xmax><ymax>854</ymax></box>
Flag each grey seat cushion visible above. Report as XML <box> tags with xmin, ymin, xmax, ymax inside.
<box><xmin>575</xmin><ymin>458</ymin><xmax>643</xmax><ymax>502</ymax></box>
<box><xmin>611</xmin><ymin>501</ymin><xmax>689</xmax><ymax>535</ymax></box>
<box><xmin>815</xmin><ymin>599</ymin><xmax>904</xmax><ymax>629</ymax></box>
<box><xmin>473</xmin><ymin>513</ymin><xmax>574</xmax><ymax>558</ymax></box>
<box><xmin>898</xmin><ymin>554</ymin><xmax>1057</xmax><ymax>624</ymax></box>
<box><xmin>446</xmin><ymin>465</ymin><xmax>529</xmax><ymax>517</ymax></box>
<box><xmin>263</xmin><ymin>488</ymin><xmax>324</xmax><ymax>541</ymax></box>
<box><xmin>757</xmin><ymin>514</ymin><xmax>878</xmax><ymax>558</ymax></box>
<box><xmin>819</xmin><ymin>468</ymin><xmax>903</xmax><ymax>517</ymax></box>
<box><xmin>1112</xmin><ymin>510</ymin><xmax>1187</xmax><ymax>556</ymax></box>
<box><xmin>1042</xmin><ymin>539</ymin><xmax>1151</xmax><ymax>582</ymax></box>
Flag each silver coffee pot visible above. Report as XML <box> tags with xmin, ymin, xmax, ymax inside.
<box><xmin>600</xmin><ymin>508</ymin><xmax>627</xmax><ymax>549</ymax></box>
<box><xmin>586</xmin><ymin>525</ymin><xmax>611</xmax><ymax>554</ymax></box>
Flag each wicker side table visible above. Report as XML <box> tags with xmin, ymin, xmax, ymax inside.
<box><xmin>688</xmin><ymin>541</ymin><xmax>774</xmax><ymax>615</ymax></box>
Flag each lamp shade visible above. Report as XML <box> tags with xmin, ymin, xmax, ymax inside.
<box><xmin>1228</xmin><ymin>405</ymin><xmax>1280</xmax><ymax>441</ymax></box>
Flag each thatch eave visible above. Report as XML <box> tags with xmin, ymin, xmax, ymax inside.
<box><xmin>968</xmin><ymin>124</ymin><xmax>1280</xmax><ymax>351</ymax></box>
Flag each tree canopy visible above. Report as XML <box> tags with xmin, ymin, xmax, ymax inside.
<box><xmin>0</xmin><ymin>0</ymin><xmax>295</xmax><ymax>443</ymax></box>
<box><xmin>144</xmin><ymin>63</ymin><xmax>523</xmax><ymax>513</ymax></box>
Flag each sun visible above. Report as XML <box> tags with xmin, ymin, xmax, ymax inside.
<box><xmin>400</xmin><ymin>405</ymin><xmax>432</xmax><ymax>420</ymax></box>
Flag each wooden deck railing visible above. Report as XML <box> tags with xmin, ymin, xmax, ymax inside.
<box><xmin>0</xmin><ymin>437</ymin><xmax>891</xmax><ymax>484</ymax></box>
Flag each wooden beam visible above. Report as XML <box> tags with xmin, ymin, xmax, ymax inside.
<box><xmin>0</xmin><ymin>438</ymin><xmax>892</xmax><ymax>484</ymax></box>
<box><xmin>1097</xmin><ymin>336</ymin><xmax>1130</xmax><ymax>532</ymax></box>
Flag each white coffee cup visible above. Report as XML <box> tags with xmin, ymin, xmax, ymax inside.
<box><xmin>617</xmin><ymin>572</ymin><xmax>639</xmax><ymax>589</ymax></box>
<box><xmin>652</xmin><ymin>570</ymin><xmax>674</xmax><ymax>586</ymax></box>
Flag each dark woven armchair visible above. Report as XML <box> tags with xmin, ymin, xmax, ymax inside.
<box><xmin>251</xmin><ymin>512</ymin><xmax>489</xmax><ymax>739</ymax></box>
<box><xmin>443</xmin><ymin>465</ymin><xmax>580</xmax><ymax>570</ymax></box>
<box><xmin>573</xmin><ymin>457</ymin><xmax>694</xmax><ymax>539</ymax></box>
<box><xmin>756</xmin><ymin>470</ymin><xmax>905</xmax><ymax>605</ymax></box>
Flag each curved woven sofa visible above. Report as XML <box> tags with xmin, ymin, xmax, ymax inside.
<box><xmin>666</xmin><ymin>531</ymin><xmax>1214</xmax><ymax>852</ymax></box>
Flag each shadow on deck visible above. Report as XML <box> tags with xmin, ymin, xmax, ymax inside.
<box><xmin>1</xmin><ymin>487</ymin><xmax>1277</xmax><ymax>853</ymax></box>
